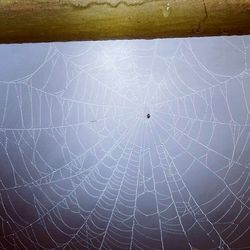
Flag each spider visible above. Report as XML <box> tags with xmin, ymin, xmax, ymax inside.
<box><xmin>147</xmin><ymin>114</ymin><xmax>150</xmax><ymax>119</ymax></box>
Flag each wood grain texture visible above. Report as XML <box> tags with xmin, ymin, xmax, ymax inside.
<box><xmin>0</xmin><ymin>0</ymin><xmax>250</xmax><ymax>43</ymax></box>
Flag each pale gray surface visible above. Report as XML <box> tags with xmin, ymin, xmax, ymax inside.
<box><xmin>0</xmin><ymin>36</ymin><xmax>250</xmax><ymax>249</ymax></box>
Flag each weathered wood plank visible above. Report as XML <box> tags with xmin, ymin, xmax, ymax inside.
<box><xmin>0</xmin><ymin>0</ymin><xmax>249</xmax><ymax>43</ymax></box>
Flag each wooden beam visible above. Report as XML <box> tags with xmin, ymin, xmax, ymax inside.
<box><xmin>0</xmin><ymin>0</ymin><xmax>250</xmax><ymax>43</ymax></box>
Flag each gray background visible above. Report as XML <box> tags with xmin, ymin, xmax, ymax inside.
<box><xmin>0</xmin><ymin>36</ymin><xmax>250</xmax><ymax>249</ymax></box>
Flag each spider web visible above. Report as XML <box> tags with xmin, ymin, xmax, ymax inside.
<box><xmin>0</xmin><ymin>36</ymin><xmax>250</xmax><ymax>250</ymax></box>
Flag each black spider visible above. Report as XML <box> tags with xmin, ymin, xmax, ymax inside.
<box><xmin>147</xmin><ymin>114</ymin><xmax>150</xmax><ymax>119</ymax></box>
